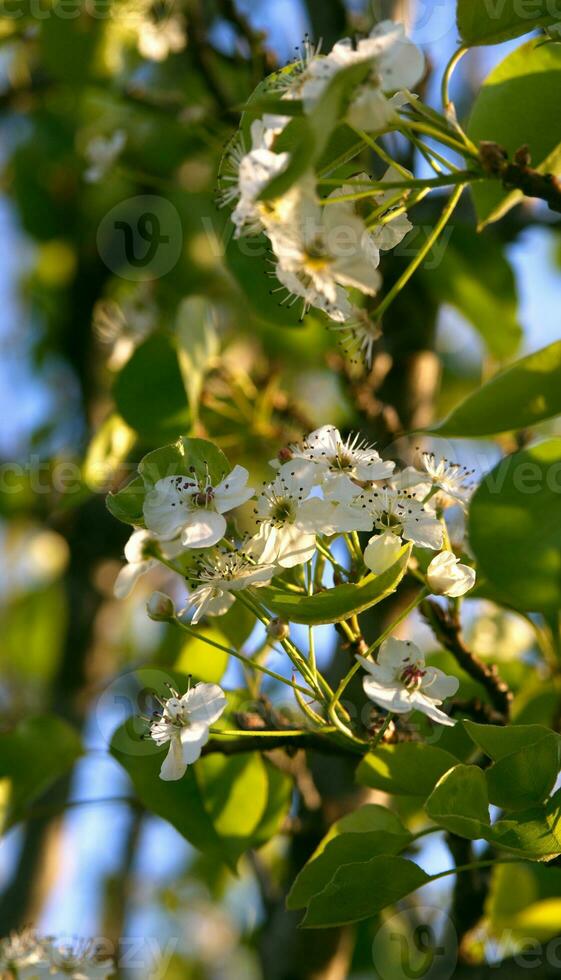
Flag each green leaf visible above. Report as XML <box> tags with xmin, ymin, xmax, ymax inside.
<box><xmin>260</xmin><ymin>545</ymin><xmax>411</xmax><ymax>625</ymax></box>
<box><xmin>469</xmin><ymin>439</ymin><xmax>561</xmax><ymax>613</ymax></box>
<box><xmin>464</xmin><ymin>720</ymin><xmax>559</xmax><ymax>760</ymax></box>
<box><xmin>463</xmin><ymin>720</ymin><xmax>561</xmax><ymax>811</ymax></box>
<box><xmin>287</xmin><ymin>805</ymin><xmax>411</xmax><ymax>910</ymax></box>
<box><xmin>425</xmin><ymin>764</ymin><xmax>490</xmax><ymax>839</ymax></box>
<box><xmin>487</xmin><ymin>863</ymin><xmax>561</xmax><ymax>941</ymax></box>
<box><xmin>467</xmin><ymin>39</ymin><xmax>561</xmax><ymax>226</ymax></box>
<box><xmin>301</xmin><ymin>856</ymin><xmax>429</xmax><ymax>928</ymax></box>
<box><xmin>114</xmin><ymin>333</ymin><xmax>191</xmax><ymax>441</ymax></box>
<box><xmin>111</xmin><ymin>716</ymin><xmax>285</xmax><ymax>869</ymax></box>
<box><xmin>421</xmin><ymin>226</ymin><xmax>521</xmax><ymax>361</ymax></box>
<box><xmin>175</xmin><ymin>296</ymin><xmax>219</xmax><ymax>421</ymax></box>
<box><xmin>429</xmin><ymin>340</ymin><xmax>561</xmax><ymax>437</ymax></box>
<box><xmin>0</xmin><ymin>716</ymin><xmax>82</xmax><ymax>833</ymax></box>
<box><xmin>489</xmin><ymin>789</ymin><xmax>561</xmax><ymax>860</ymax></box>
<box><xmin>457</xmin><ymin>0</ymin><xmax>561</xmax><ymax>45</ymax></box>
<box><xmin>106</xmin><ymin>475</ymin><xmax>146</xmax><ymax>526</ymax></box>
<box><xmin>356</xmin><ymin>742</ymin><xmax>459</xmax><ymax>798</ymax></box>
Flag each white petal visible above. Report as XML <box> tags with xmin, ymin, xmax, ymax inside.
<box><xmin>183</xmin><ymin>682</ymin><xmax>227</xmax><ymax>726</ymax></box>
<box><xmin>422</xmin><ymin>667</ymin><xmax>460</xmax><ymax>701</ymax></box>
<box><xmin>409</xmin><ymin>691</ymin><xmax>456</xmax><ymax>727</ymax></box>
<box><xmin>159</xmin><ymin>737</ymin><xmax>187</xmax><ymax>780</ymax></box>
<box><xmin>181</xmin><ymin>510</ymin><xmax>226</xmax><ymax>547</ymax></box>
<box><xmin>124</xmin><ymin>528</ymin><xmax>152</xmax><ymax>564</ymax></box>
<box><xmin>214</xmin><ymin>465</ymin><xmax>254</xmax><ymax>512</ymax></box>
<box><xmin>180</xmin><ymin>723</ymin><xmax>210</xmax><ymax>764</ymax></box>
<box><xmin>276</xmin><ymin>526</ymin><xmax>316</xmax><ymax>568</ymax></box>
<box><xmin>363</xmin><ymin>531</ymin><xmax>403</xmax><ymax>575</ymax></box>
<box><xmin>378</xmin><ymin>637</ymin><xmax>424</xmax><ymax>671</ymax></box>
<box><xmin>362</xmin><ymin>676</ymin><xmax>413</xmax><ymax>714</ymax></box>
<box><xmin>113</xmin><ymin>559</ymin><xmax>154</xmax><ymax>599</ymax></box>
<box><xmin>144</xmin><ymin>476</ymin><xmax>194</xmax><ymax>539</ymax></box>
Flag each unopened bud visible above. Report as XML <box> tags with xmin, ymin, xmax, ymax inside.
<box><xmin>147</xmin><ymin>591</ymin><xmax>175</xmax><ymax>621</ymax></box>
<box><xmin>267</xmin><ymin>617</ymin><xmax>290</xmax><ymax>640</ymax></box>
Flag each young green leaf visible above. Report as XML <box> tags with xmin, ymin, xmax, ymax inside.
<box><xmin>425</xmin><ymin>764</ymin><xmax>490</xmax><ymax>839</ymax></box>
<box><xmin>260</xmin><ymin>545</ymin><xmax>411</xmax><ymax>625</ymax></box>
<box><xmin>356</xmin><ymin>741</ymin><xmax>459</xmax><ymax>798</ymax></box>
<box><xmin>301</xmin><ymin>855</ymin><xmax>429</xmax><ymax>928</ymax></box>
<box><xmin>469</xmin><ymin>439</ymin><xmax>561</xmax><ymax>613</ymax></box>
<box><xmin>113</xmin><ymin>333</ymin><xmax>191</xmax><ymax>441</ymax></box>
<box><xmin>287</xmin><ymin>805</ymin><xmax>411</xmax><ymax>910</ymax></box>
<box><xmin>429</xmin><ymin>340</ymin><xmax>561</xmax><ymax>437</ymax></box>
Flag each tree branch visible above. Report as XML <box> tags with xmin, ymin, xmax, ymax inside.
<box><xmin>201</xmin><ymin>732</ymin><xmax>362</xmax><ymax>758</ymax></box>
<box><xmin>480</xmin><ymin>141</ymin><xmax>561</xmax><ymax>215</ymax></box>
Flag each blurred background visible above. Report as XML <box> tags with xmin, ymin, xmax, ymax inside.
<box><xmin>0</xmin><ymin>0</ymin><xmax>560</xmax><ymax>977</ymax></box>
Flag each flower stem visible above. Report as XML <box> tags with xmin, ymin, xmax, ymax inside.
<box><xmin>373</xmin><ymin>183</ymin><xmax>465</xmax><ymax>322</ymax></box>
<box><xmin>175</xmin><ymin>619</ymin><xmax>315</xmax><ymax>697</ymax></box>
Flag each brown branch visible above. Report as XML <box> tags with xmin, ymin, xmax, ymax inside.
<box><xmin>480</xmin><ymin>141</ymin><xmax>561</xmax><ymax>215</ymax></box>
<box><xmin>421</xmin><ymin>599</ymin><xmax>513</xmax><ymax>721</ymax></box>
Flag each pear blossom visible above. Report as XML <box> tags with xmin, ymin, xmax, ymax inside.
<box><xmin>357</xmin><ymin>637</ymin><xmax>458</xmax><ymax>726</ymax></box>
<box><xmin>427</xmin><ymin>550</ymin><xmax>476</xmax><ymax>598</ymax></box>
<box><xmin>83</xmin><ymin>130</ymin><xmax>126</xmax><ymax>183</ymax></box>
<box><xmin>146</xmin><ymin>590</ymin><xmax>175</xmax><ymax>621</ymax></box>
<box><xmin>278</xmin><ymin>425</ymin><xmax>395</xmax><ymax>499</ymax></box>
<box><xmin>93</xmin><ymin>287</ymin><xmax>157</xmax><ymax>369</ymax></box>
<box><xmin>224</xmin><ymin>120</ymin><xmax>291</xmax><ymax>238</ymax></box>
<box><xmin>113</xmin><ymin>529</ymin><xmax>183</xmax><ymax>599</ymax></box>
<box><xmin>184</xmin><ymin>552</ymin><xmax>274</xmax><ymax>624</ymax></box>
<box><xmin>359</xmin><ymin>485</ymin><xmax>443</xmax><ymax>550</ymax></box>
<box><xmin>149</xmin><ymin>681</ymin><xmax>227</xmax><ymax>780</ymax></box>
<box><xmin>363</xmin><ymin>529</ymin><xmax>403</xmax><ymax>574</ymax></box>
<box><xmin>420</xmin><ymin>452</ymin><xmax>475</xmax><ymax>507</ymax></box>
<box><xmin>143</xmin><ymin>465</ymin><xmax>254</xmax><ymax>548</ymax></box>
<box><xmin>283</xmin><ymin>21</ymin><xmax>424</xmax><ymax>131</ymax></box>
<box><xmin>266</xmin><ymin>179</ymin><xmax>382</xmax><ymax>321</ymax></box>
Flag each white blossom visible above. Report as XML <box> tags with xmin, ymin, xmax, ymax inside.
<box><xmin>358</xmin><ymin>484</ymin><xmax>443</xmax><ymax>550</ymax></box>
<box><xmin>0</xmin><ymin>929</ymin><xmax>44</xmax><ymax>978</ymax></box>
<box><xmin>427</xmin><ymin>550</ymin><xmax>476</xmax><ymax>598</ymax></box>
<box><xmin>357</xmin><ymin>637</ymin><xmax>458</xmax><ymax>726</ymax></box>
<box><xmin>113</xmin><ymin>529</ymin><xmax>183</xmax><ymax>599</ymax></box>
<box><xmin>266</xmin><ymin>177</ymin><xmax>382</xmax><ymax>321</ymax></box>
<box><xmin>420</xmin><ymin>452</ymin><xmax>475</xmax><ymax>507</ymax></box>
<box><xmin>143</xmin><ymin>465</ymin><xmax>254</xmax><ymax>548</ymax></box>
<box><xmin>278</xmin><ymin>424</ymin><xmax>395</xmax><ymax>499</ymax></box>
<box><xmin>185</xmin><ymin>552</ymin><xmax>274</xmax><ymax>624</ymax></box>
<box><xmin>83</xmin><ymin>130</ymin><xmax>126</xmax><ymax>183</ymax></box>
<box><xmin>287</xmin><ymin>21</ymin><xmax>424</xmax><ymax>131</ymax></box>
<box><xmin>149</xmin><ymin>681</ymin><xmax>227</xmax><ymax>780</ymax></box>
<box><xmin>363</xmin><ymin>529</ymin><xmax>404</xmax><ymax>574</ymax></box>
<box><xmin>146</xmin><ymin>590</ymin><xmax>175</xmax><ymax>621</ymax></box>
<box><xmin>93</xmin><ymin>288</ymin><xmax>157</xmax><ymax>370</ymax></box>
<box><xmin>1</xmin><ymin>933</ymin><xmax>115</xmax><ymax>979</ymax></box>
<box><xmin>249</xmin><ymin>472</ymin><xmax>369</xmax><ymax>568</ymax></box>
<box><xmin>227</xmin><ymin>120</ymin><xmax>290</xmax><ymax>237</ymax></box>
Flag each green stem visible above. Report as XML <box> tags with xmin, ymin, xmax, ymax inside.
<box><xmin>441</xmin><ymin>46</ymin><xmax>469</xmax><ymax>112</ymax></box>
<box><xmin>397</xmin><ymin>117</ymin><xmax>479</xmax><ymax>160</ymax></box>
<box><xmin>374</xmin><ymin>183</ymin><xmax>465</xmax><ymax>322</ymax></box>
<box><xmin>431</xmin><ymin>857</ymin><xmax>524</xmax><ymax>882</ymax></box>
<box><xmin>319</xmin><ymin>170</ymin><xmax>480</xmax><ymax>204</ymax></box>
<box><xmin>350</xmin><ymin>125</ymin><xmax>412</xmax><ymax>178</ymax></box>
<box><xmin>176</xmin><ymin>620</ymin><xmax>315</xmax><ymax>697</ymax></box>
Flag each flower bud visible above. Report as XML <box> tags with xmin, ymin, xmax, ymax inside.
<box><xmin>147</xmin><ymin>591</ymin><xmax>175</xmax><ymax>621</ymax></box>
<box><xmin>267</xmin><ymin>617</ymin><xmax>290</xmax><ymax>640</ymax></box>
<box><xmin>363</xmin><ymin>531</ymin><xmax>403</xmax><ymax>575</ymax></box>
<box><xmin>427</xmin><ymin>551</ymin><xmax>475</xmax><ymax>598</ymax></box>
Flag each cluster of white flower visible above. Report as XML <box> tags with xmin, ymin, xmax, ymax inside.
<box><xmin>115</xmin><ymin>425</ymin><xmax>475</xmax><ymax>616</ymax></box>
<box><xmin>113</xmin><ymin>425</ymin><xmax>476</xmax><ymax>742</ymax></box>
<box><xmin>0</xmin><ymin>930</ymin><xmax>114</xmax><ymax>979</ymax></box>
<box><xmin>219</xmin><ymin>21</ymin><xmax>425</xmax><ymax>354</ymax></box>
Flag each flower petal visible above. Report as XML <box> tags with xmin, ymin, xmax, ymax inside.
<box><xmin>183</xmin><ymin>682</ymin><xmax>227</xmax><ymax>726</ymax></box>
<box><xmin>181</xmin><ymin>510</ymin><xmax>226</xmax><ymax>548</ymax></box>
<box><xmin>159</xmin><ymin>737</ymin><xmax>187</xmax><ymax>781</ymax></box>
